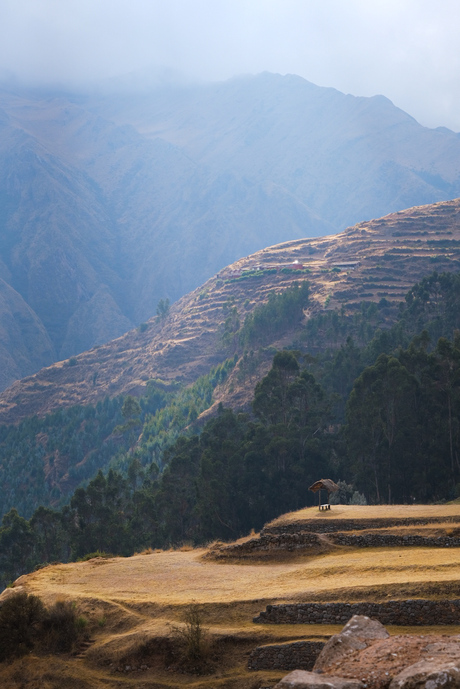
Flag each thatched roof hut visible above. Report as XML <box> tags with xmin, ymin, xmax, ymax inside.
<box><xmin>309</xmin><ymin>479</ymin><xmax>339</xmax><ymax>494</ymax></box>
<box><xmin>308</xmin><ymin>478</ymin><xmax>339</xmax><ymax>510</ymax></box>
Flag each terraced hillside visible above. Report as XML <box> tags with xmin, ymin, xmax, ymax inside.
<box><xmin>1</xmin><ymin>198</ymin><xmax>460</xmax><ymax>424</ymax></box>
<box><xmin>2</xmin><ymin>504</ymin><xmax>460</xmax><ymax>689</ymax></box>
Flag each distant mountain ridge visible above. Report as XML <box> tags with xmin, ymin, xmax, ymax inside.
<box><xmin>0</xmin><ymin>73</ymin><xmax>460</xmax><ymax>390</ymax></box>
<box><xmin>1</xmin><ymin>197</ymin><xmax>460</xmax><ymax>425</ymax></box>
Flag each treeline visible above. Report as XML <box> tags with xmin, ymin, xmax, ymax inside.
<box><xmin>0</xmin><ymin>358</ymin><xmax>236</xmax><ymax>519</ymax></box>
<box><xmin>221</xmin><ymin>280</ymin><xmax>310</xmax><ymax>350</ymax></box>
<box><xmin>346</xmin><ymin>335</ymin><xmax>460</xmax><ymax>503</ymax></box>
<box><xmin>239</xmin><ymin>280</ymin><xmax>310</xmax><ymax>347</ymax></box>
<box><xmin>0</xmin><ymin>398</ymin><xmax>126</xmax><ymax>519</ymax></box>
<box><xmin>302</xmin><ymin>271</ymin><xmax>460</xmax><ymax>418</ymax></box>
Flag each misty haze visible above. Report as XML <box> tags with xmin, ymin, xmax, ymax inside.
<box><xmin>2</xmin><ymin>3</ymin><xmax>460</xmax><ymax>688</ymax></box>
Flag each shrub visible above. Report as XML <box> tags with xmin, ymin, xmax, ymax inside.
<box><xmin>181</xmin><ymin>605</ymin><xmax>204</xmax><ymax>661</ymax></box>
<box><xmin>330</xmin><ymin>480</ymin><xmax>354</xmax><ymax>504</ymax></box>
<box><xmin>40</xmin><ymin>600</ymin><xmax>83</xmax><ymax>653</ymax></box>
<box><xmin>76</xmin><ymin>615</ymin><xmax>89</xmax><ymax>634</ymax></box>
<box><xmin>349</xmin><ymin>490</ymin><xmax>367</xmax><ymax>505</ymax></box>
<box><xmin>330</xmin><ymin>480</ymin><xmax>367</xmax><ymax>505</ymax></box>
<box><xmin>0</xmin><ymin>591</ymin><xmax>44</xmax><ymax>662</ymax></box>
<box><xmin>0</xmin><ymin>593</ymin><xmax>89</xmax><ymax>660</ymax></box>
<box><xmin>170</xmin><ymin>603</ymin><xmax>211</xmax><ymax>673</ymax></box>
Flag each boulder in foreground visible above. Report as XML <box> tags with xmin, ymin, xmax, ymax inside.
<box><xmin>390</xmin><ymin>657</ymin><xmax>460</xmax><ymax>689</ymax></box>
<box><xmin>314</xmin><ymin>615</ymin><xmax>389</xmax><ymax>672</ymax></box>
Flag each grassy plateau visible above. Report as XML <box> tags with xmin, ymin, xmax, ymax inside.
<box><xmin>2</xmin><ymin>505</ymin><xmax>460</xmax><ymax>688</ymax></box>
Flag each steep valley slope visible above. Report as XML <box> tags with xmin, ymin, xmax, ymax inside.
<box><xmin>0</xmin><ymin>197</ymin><xmax>460</xmax><ymax>425</ymax></box>
<box><xmin>0</xmin><ymin>72</ymin><xmax>460</xmax><ymax>389</ymax></box>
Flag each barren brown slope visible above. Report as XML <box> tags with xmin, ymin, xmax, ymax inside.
<box><xmin>1</xmin><ymin>197</ymin><xmax>460</xmax><ymax>424</ymax></box>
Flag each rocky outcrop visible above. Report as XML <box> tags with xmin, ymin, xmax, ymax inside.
<box><xmin>389</xmin><ymin>659</ymin><xmax>460</xmax><ymax>689</ymax></box>
<box><xmin>0</xmin><ymin>586</ymin><xmax>25</xmax><ymax>605</ymax></box>
<box><xmin>314</xmin><ymin>616</ymin><xmax>389</xmax><ymax>672</ymax></box>
<box><xmin>273</xmin><ymin>670</ymin><xmax>364</xmax><ymax>689</ymax></box>
<box><xmin>322</xmin><ymin>635</ymin><xmax>460</xmax><ymax>689</ymax></box>
<box><xmin>273</xmin><ymin>619</ymin><xmax>460</xmax><ymax>689</ymax></box>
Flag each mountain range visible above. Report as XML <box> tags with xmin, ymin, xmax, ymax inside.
<box><xmin>0</xmin><ymin>72</ymin><xmax>460</xmax><ymax>390</ymax></box>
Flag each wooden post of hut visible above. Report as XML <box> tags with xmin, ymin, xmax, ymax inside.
<box><xmin>309</xmin><ymin>479</ymin><xmax>339</xmax><ymax>511</ymax></box>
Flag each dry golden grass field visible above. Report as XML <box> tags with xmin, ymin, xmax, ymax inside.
<box><xmin>268</xmin><ymin>503</ymin><xmax>460</xmax><ymax>525</ymax></box>
<box><xmin>2</xmin><ymin>505</ymin><xmax>460</xmax><ymax>689</ymax></box>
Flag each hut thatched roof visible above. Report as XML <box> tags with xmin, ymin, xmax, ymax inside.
<box><xmin>308</xmin><ymin>478</ymin><xmax>339</xmax><ymax>493</ymax></box>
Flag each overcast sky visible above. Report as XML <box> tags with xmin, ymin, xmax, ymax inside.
<box><xmin>1</xmin><ymin>0</ymin><xmax>460</xmax><ymax>131</ymax></box>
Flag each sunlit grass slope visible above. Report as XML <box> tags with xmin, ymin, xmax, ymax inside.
<box><xmin>269</xmin><ymin>504</ymin><xmax>460</xmax><ymax>526</ymax></box>
<box><xmin>21</xmin><ymin>545</ymin><xmax>460</xmax><ymax>609</ymax></box>
<box><xmin>4</xmin><ymin>504</ymin><xmax>460</xmax><ymax>689</ymax></box>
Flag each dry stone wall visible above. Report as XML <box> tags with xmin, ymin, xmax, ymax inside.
<box><xmin>209</xmin><ymin>531</ymin><xmax>321</xmax><ymax>557</ymax></box>
<box><xmin>210</xmin><ymin>528</ymin><xmax>460</xmax><ymax>558</ymax></box>
<box><xmin>254</xmin><ymin>599</ymin><xmax>460</xmax><ymax>626</ymax></box>
<box><xmin>331</xmin><ymin>533</ymin><xmax>460</xmax><ymax>547</ymax></box>
<box><xmin>263</xmin><ymin>516</ymin><xmax>460</xmax><ymax>536</ymax></box>
<box><xmin>248</xmin><ymin>640</ymin><xmax>324</xmax><ymax>671</ymax></box>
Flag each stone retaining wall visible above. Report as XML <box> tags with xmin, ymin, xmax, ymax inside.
<box><xmin>209</xmin><ymin>532</ymin><xmax>321</xmax><ymax>557</ymax></box>
<box><xmin>254</xmin><ymin>599</ymin><xmax>460</xmax><ymax>626</ymax></box>
<box><xmin>331</xmin><ymin>533</ymin><xmax>460</xmax><ymax>548</ymax></box>
<box><xmin>248</xmin><ymin>640</ymin><xmax>324</xmax><ymax>671</ymax></box>
<box><xmin>263</xmin><ymin>516</ymin><xmax>460</xmax><ymax>536</ymax></box>
<box><xmin>211</xmin><ymin>531</ymin><xmax>460</xmax><ymax>558</ymax></box>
